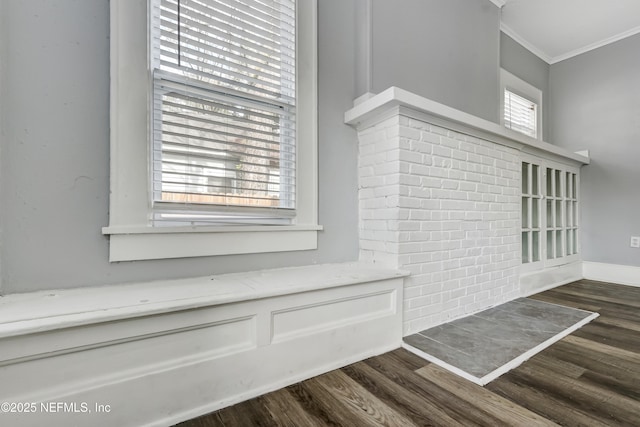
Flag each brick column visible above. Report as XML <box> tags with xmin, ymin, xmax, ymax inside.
<box><xmin>357</xmin><ymin>110</ymin><xmax>520</xmax><ymax>335</ymax></box>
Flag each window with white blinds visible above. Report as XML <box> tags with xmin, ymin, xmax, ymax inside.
<box><xmin>151</xmin><ymin>0</ymin><xmax>297</xmax><ymax>225</ymax></box>
<box><xmin>504</xmin><ymin>89</ymin><xmax>537</xmax><ymax>139</ymax></box>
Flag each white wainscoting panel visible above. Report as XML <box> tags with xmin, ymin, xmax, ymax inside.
<box><xmin>0</xmin><ymin>263</ymin><xmax>406</xmax><ymax>427</ymax></box>
<box><xmin>272</xmin><ymin>288</ymin><xmax>396</xmax><ymax>343</ymax></box>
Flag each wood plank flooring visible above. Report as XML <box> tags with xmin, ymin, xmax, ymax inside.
<box><xmin>176</xmin><ymin>280</ymin><xmax>640</xmax><ymax>426</ymax></box>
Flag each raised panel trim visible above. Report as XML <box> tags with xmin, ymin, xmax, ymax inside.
<box><xmin>0</xmin><ymin>274</ymin><xmax>405</xmax><ymax>426</ymax></box>
<box><xmin>271</xmin><ymin>289</ymin><xmax>396</xmax><ymax>343</ymax></box>
<box><xmin>0</xmin><ymin>314</ymin><xmax>256</xmax><ymax>367</ymax></box>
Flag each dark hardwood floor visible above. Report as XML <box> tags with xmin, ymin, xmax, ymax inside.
<box><xmin>176</xmin><ymin>280</ymin><xmax>640</xmax><ymax>426</ymax></box>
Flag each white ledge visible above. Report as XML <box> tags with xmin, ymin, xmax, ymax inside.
<box><xmin>102</xmin><ymin>224</ymin><xmax>323</xmax><ymax>235</ymax></box>
<box><xmin>0</xmin><ymin>262</ymin><xmax>408</xmax><ymax>339</ymax></box>
<box><xmin>345</xmin><ymin>86</ymin><xmax>590</xmax><ymax>165</ymax></box>
<box><xmin>102</xmin><ymin>224</ymin><xmax>324</xmax><ymax>262</ymax></box>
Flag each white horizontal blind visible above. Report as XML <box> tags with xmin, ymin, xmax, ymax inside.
<box><xmin>504</xmin><ymin>89</ymin><xmax>537</xmax><ymax>139</ymax></box>
<box><xmin>151</xmin><ymin>0</ymin><xmax>296</xmax><ymax>225</ymax></box>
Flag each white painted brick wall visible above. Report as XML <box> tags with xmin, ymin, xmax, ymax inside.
<box><xmin>358</xmin><ymin>114</ymin><xmax>521</xmax><ymax>335</ymax></box>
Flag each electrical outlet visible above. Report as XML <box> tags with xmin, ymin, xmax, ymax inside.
<box><xmin>631</xmin><ymin>236</ymin><xmax>640</xmax><ymax>248</ymax></box>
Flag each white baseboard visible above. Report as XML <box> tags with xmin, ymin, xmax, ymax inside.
<box><xmin>0</xmin><ymin>263</ymin><xmax>406</xmax><ymax>427</ymax></box>
<box><xmin>582</xmin><ymin>261</ymin><xmax>640</xmax><ymax>287</ymax></box>
<box><xmin>519</xmin><ymin>262</ymin><xmax>582</xmax><ymax>297</ymax></box>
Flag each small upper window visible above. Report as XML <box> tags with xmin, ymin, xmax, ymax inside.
<box><xmin>500</xmin><ymin>69</ymin><xmax>542</xmax><ymax>140</ymax></box>
<box><xmin>504</xmin><ymin>89</ymin><xmax>537</xmax><ymax>139</ymax></box>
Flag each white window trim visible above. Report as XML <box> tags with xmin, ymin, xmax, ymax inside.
<box><xmin>500</xmin><ymin>68</ymin><xmax>542</xmax><ymax>141</ymax></box>
<box><xmin>520</xmin><ymin>153</ymin><xmax>580</xmax><ymax>274</ymax></box>
<box><xmin>104</xmin><ymin>0</ymin><xmax>320</xmax><ymax>262</ymax></box>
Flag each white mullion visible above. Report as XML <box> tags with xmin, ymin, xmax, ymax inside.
<box><xmin>558</xmin><ymin>169</ymin><xmax>564</xmax><ymax>257</ymax></box>
<box><xmin>560</xmin><ymin>171</ymin><xmax>566</xmax><ymax>257</ymax></box>
<box><xmin>556</xmin><ymin>170</ymin><xmax>561</xmax><ymax>258</ymax></box>
<box><xmin>526</xmin><ymin>163</ymin><xmax>532</xmax><ymax>261</ymax></box>
<box><xmin>527</xmin><ymin>162</ymin><xmax>533</xmax><ymax>196</ymax></box>
<box><xmin>526</xmin><ymin>198</ymin><xmax>532</xmax><ymax>263</ymax></box>
<box><xmin>523</xmin><ymin>164</ymin><xmax>528</xmax><ymax>262</ymax></box>
<box><xmin>575</xmin><ymin>172</ymin><xmax>580</xmax><ymax>254</ymax></box>
<box><xmin>527</xmin><ymin>164</ymin><xmax>531</xmax><ymax>223</ymax></box>
<box><xmin>550</xmin><ymin>169</ymin><xmax>556</xmax><ymax>259</ymax></box>
<box><xmin>540</xmin><ymin>167</ymin><xmax>547</xmax><ymax>260</ymax></box>
<box><xmin>567</xmin><ymin>200</ymin><xmax>573</xmax><ymax>255</ymax></box>
<box><xmin>533</xmin><ymin>165</ymin><xmax>541</xmax><ymax>261</ymax></box>
<box><xmin>556</xmin><ymin>169</ymin><xmax>561</xmax><ymax>257</ymax></box>
<box><xmin>567</xmin><ymin>173</ymin><xmax>573</xmax><ymax>255</ymax></box>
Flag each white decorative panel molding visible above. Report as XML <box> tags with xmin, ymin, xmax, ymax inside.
<box><xmin>272</xmin><ymin>289</ymin><xmax>396</xmax><ymax>343</ymax></box>
<box><xmin>0</xmin><ymin>263</ymin><xmax>406</xmax><ymax>426</ymax></box>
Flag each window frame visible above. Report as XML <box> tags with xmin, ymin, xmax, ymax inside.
<box><xmin>520</xmin><ymin>154</ymin><xmax>580</xmax><ymax>273</ymax></box>
<box><xmin>104</xmin><ymin>0</ymin><xmax>320</xmax><ymax>262</ymax></box>
<box><xmin>500</xmin><ymin>68</ymin><xmax>542</xmax><ymax>140</ymax></box>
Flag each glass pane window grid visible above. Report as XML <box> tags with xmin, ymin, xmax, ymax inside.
<box><xmin>151</xmin><ymin>0</ymin><xmax>297</xmax><ymax>225</ymax></box>
<box><xmin>504</xmin><ymin>90</ymin><xmax>537</xmax><ymax>139</ymax></box>
<box><xmin>521</xmin><ymin>162</ymin><xmax>541</xmax><ymax>264</ymax></box>
<box><xmin>545</xmin><ymin>167</ymin><xmax>561</xmax><ymax>259</ymax></box>
<box><xmin>544</xmin><ymin>168</ymin><xmax>579</xmax><ymax>260</ymax></box>
<box><xmin>566</xmin><ymin>171</ymin><xmax>578</xmax><ymax>255</ymax></box>
<box><xmin>522</xmin><ymin>161</ymin><xmax>578</xmax><ymax>265</ymax></box>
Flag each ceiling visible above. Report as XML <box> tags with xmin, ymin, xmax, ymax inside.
<box><xmin>496</xmin><ymin>0</ymin><xmax>640</xmax><ymax>64</ymax></box>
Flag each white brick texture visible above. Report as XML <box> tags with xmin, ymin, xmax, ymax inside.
<box><xmin>358</xmin><ymin>114</ymin><xmax>521</xmax><ymax>335</ymax></box>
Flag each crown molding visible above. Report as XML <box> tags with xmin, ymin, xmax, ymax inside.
<box><xmin>549</xmin><ymin>25</ymin><xmax>640</xmax><ymax>64</ymax></box>
<box><xmin>501</xmin><ymin>21</ymin><xmax>640</xmax><ymax>65</ymax></box>
<box><xmin>500</xmin><ymin>23</ymin><xmax>552</xmax><ymax>64</ymax></box>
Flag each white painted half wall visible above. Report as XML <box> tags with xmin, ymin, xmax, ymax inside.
<box><xmin>345</xmin><ymin>87</ymin><xmax>588</xmax><ymax>336</ymax></box>
<box><xmin>0</xmin><ymin>263</ymin><xmax>406</xmax><ymax>426</ymax></box>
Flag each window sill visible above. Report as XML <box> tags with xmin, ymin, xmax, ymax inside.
<box><xmin>102</xmin><ymin>224</ymin><xmax>323</xmax><ymax>262</ymax></box>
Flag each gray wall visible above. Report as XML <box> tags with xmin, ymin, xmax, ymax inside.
<box><xmin>500</xmin><ymin>32</ymin><xmax>550</xmax><ymax>142</ymax></box>
<box><xmin>371</xmin><ymin>0</ymin><xmax>501</xmax><ymax>123</ymax></box>
<box><xmin>0</xmin><ymin>1</ymin><xmax>5</xmax><ymax>293</ymax></box>
<box><xmin>549</xmin><ymin>33</ymin><xmax>640</xmax><ymax>267</ymax></box>
<box><xmin>0</xmin><ymin>0</ymin><xmax>512</xmax><ymax>294</ymax></box>
<box><xmin>0</xmin><ymin>0</ymin><xmax>360</xmax><ymax>293</ymax></box>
